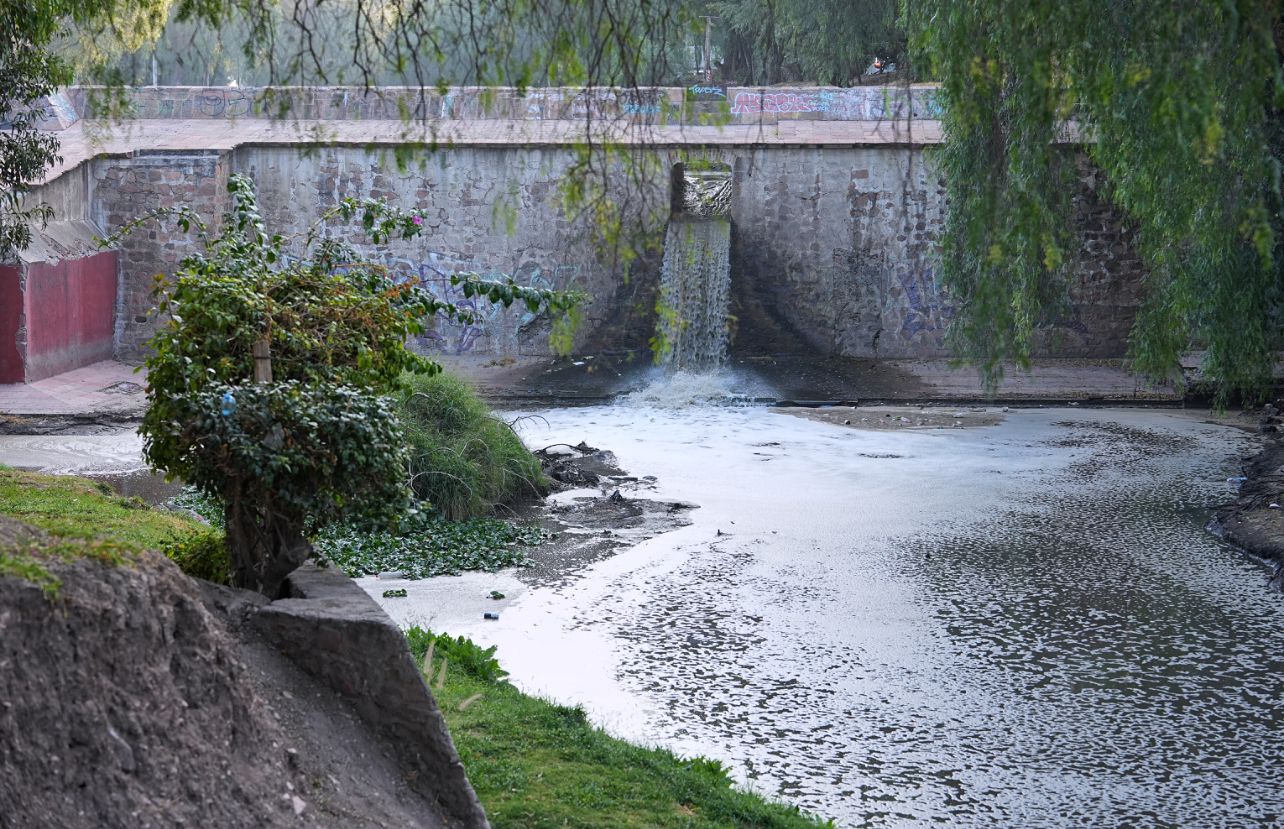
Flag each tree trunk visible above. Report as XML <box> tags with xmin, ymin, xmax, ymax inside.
<box><xmin>224</xmin><ymin>480</ymin><xmax>312</xmax><ymax>597</ymax></box>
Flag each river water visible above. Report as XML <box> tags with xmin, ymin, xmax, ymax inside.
<box><xmin>371</xmin><ymin>404</ymin><xmax>1283</xmax><ymax>828</ymax></box>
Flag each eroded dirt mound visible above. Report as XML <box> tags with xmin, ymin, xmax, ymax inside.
<box><xmin>0</xmin><ymin>544</ymin><xmax>457</xmax><ymax>828</ymax></box>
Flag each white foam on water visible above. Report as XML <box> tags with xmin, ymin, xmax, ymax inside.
<box><xmin>622</xmin><ymin>368</ymin><xmax>771</xmax><ymax>409</ymax></box>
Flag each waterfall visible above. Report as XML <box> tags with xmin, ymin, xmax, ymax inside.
<box><xmin>657</xmin><ymin>216</ymin><xmax>731</xmax><ymax>372</ymax></box>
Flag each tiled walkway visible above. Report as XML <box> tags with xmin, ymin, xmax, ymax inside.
<box><xmin>0</xmin><ymin>361</ymin><xmax>146</xmax><ymax>417</ymax></box>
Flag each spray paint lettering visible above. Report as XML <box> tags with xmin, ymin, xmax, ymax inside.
<box><xmin>884</xmin><ymin>266</ymin><xmax>950</xmax><ymax>341</ymax></box>
<box><xmin>195</xmin><ymin>89</ymin><xmax>256</xmax><ymax>117</ymax></box>
<box><xmin>730</xmin><ymin>88</ymin><xmax>941</xmax><ymax>120</ymax></box>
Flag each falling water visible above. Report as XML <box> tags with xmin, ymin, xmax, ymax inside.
<box><xmin>657</xmin><ymin>216</ymin><xmax>732</xmax><ymax>372</ymax></box>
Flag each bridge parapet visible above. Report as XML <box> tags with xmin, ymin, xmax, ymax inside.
<box><xmin>64</xmin><ymin>84</ymin><xmax>941</xmax><ymax>126</ymax></box>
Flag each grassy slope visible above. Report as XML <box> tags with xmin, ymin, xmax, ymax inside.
<box><xmin>414</xmin><ymin>642</ymin><xmax>831</xmax><ymax>828</ymax></box>
<box><xmin>0</xmin><ymin>468</ymin><xmax>205</xmax><ymax>593</ymax></box>
<box><xmin>0</xmin><ymin>468</ymin><xmax>198</xmax><ymax>549</ymax></box>
<box><xmin>0</xmin><ymin>471</ymin><xmax>825</xmax><ymax>827</ymax></box>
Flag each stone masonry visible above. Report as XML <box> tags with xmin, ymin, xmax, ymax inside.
<box><xmin>90</xmin><ymin>152</ymin><xmax>231</xmax><ymax>358</ymax></box>
<box><xmin>24</xmin><ymin>86</ymin><xmax>1145</xmax><ymax>365</ymax></box>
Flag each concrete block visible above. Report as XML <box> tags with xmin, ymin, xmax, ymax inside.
<box><xmin>251</xmin><ymin>563</ymin><xmax>490</xmax><ymax>829</ymax></box>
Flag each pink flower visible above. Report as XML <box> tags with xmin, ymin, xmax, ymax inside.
<box><xmin>412</xmin><ymin>215</ymin><xmax>423</xmax><ymax>226</ymax></box>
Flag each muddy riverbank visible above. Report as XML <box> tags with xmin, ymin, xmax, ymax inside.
<box><xmin>1216</xmin><ymin>406</ymin><xmax>1284</xmax><ymax>588</ymax></box>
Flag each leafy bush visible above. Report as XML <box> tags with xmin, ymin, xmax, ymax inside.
<box><xmin>162</xmin><ymin>528</ymin><xmax>231</xmax><ymax>585</ymax></box>
<box><xmin>405</xmin><ymin>626</ymin><xmax>509</xmax><ymax>683</ymax></box>
<box><xmin>104</xmin><ymin>173</ymin><xmax>580</xmax><ymax>595</ymax></box>
<box><xmin>399</xmin><ymin>372</ymin><xmax>549</xmax><ymax>519</ymax></box>
<box><xmin>184</xmin><ymin>381</ymin><xmax>414</xmax><ymax>593</ymax></box>
<box><xmin>313</xmin><ymin>511</ymin><xmax>548</xmax><ymax>579</ymax></box>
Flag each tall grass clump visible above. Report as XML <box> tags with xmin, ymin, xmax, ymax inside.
<box><xmin>398</xmin><ymin>371</ymin><xmax>548</xmax><ymax>519</ymax></box>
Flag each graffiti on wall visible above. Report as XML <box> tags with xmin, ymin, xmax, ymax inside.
<box><xmin>886</xmin><ymin>266</ymin><xmax>950</xmax><ymax>340</ymax></box>
<box><xmin>405</xmin><ymin>250</ymin><xmax>578</xmax><ymax>354</ymax></box>
<box><xmin>194</xmin><ymin>88</ymin><xmax>257</xmax><ymax>117</ymax></box>
<box><xmin>729</xmin><ymin>88</ymin><xmax>941</xmax><ymax>120</ymax></box>
<box><xmin>688</xmin><ymin>85</ymin><xmax>727</xmax><ymax>99</ymax></box>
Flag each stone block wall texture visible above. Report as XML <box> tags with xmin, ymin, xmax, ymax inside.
<box><xmin>90</xmin><ymin>151</ymin><xmax>231</xmax><ymax>360</ymax></box>
<box><xmin>66</xmin><ymin>85</ymin><xmax>941</xmax><ymax>126</ymax></box>
<box><xmin>236</xmin><ymin>145</ymin><xmax>666</xmax><ymax>357</ymax></box>
<box><xmin>53</xmin><ymin>138</ymin><xmax>1141</xmax><ymax>364</ymax></box>
<box><xmin>722</xmin><ymin>147</ymin><xmax>1142</xmax><ymax>359</ymax></box>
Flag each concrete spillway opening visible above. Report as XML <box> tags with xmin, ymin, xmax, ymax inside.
<box><xmin>646</xmin><ymin>160</ymin><xmax>766</xmax><ymax>406</ymax></box>
<box><xmin>671</xmin><ymin>161</ymin><xmax>732</xmax><ymax>218</ymax></box>
<box><xmin>657</xmin><ymin>216</ymin><xmax>732</xmax><ymax>372</ymax></box>
<box><xmin>643</xmin><ymin>160</ymin><xmax>780</xmax><ymax>406</ymax></box>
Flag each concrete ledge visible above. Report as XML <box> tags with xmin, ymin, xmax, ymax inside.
<box><xmin>251</xmin><ymin>562</ymin><xmax>490</xmax><ymax>829</ymax></box>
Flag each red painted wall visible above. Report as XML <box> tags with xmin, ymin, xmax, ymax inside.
<box><xmin>0</xmin><ymin>265</ymin><xmax>21</xmax><ymax>383</ymax></box>
<box><xmin>22</xmin><ymin>251</ymin><xmax>118</xmax><ymax>381</ymax></box>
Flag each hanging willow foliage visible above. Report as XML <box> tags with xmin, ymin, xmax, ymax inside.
<box><xmin>911</xmin><ymin>1</ymin><xmax>1284</xmax><ymax>399</ymax></box>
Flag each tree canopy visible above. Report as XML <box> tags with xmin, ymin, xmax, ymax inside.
<box><xmin>911</xmin><ymin>1</ymin><xmax>1284</xmax><ymax>398</ymax></box>
<box><xmin>105</xmin><ymin>173</ymin><xmax>579</xmax><ymax>593</ymax></box>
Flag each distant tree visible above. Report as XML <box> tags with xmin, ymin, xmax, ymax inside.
<box><xmin>7</xmin><ymin>0</ymin><xmax>693</xmax><ymax>266</ymax></box>
<box><xmin>711</xmin><ymin>0</ymin><xmax>903</xmax><ymax>85</ymax></box>
<box><xmin>911</xmin><ymin>1</ymin><xmax>1284</xmax><ymax>399</ymax></box>
<box><xmin>1</xmin><ymin>1</ymin><xmax>70</xmax><ymax>258</ymax></box>
<box><xmin>1</xmin><ymin>0</ymin><xmax>181</xmax><ymax>259</ymax></box>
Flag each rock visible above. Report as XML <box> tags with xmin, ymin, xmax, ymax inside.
<box><xmin>291</xmin><ymin>795</ymin><xmax>306</xmax><ymax>816</ymax></box>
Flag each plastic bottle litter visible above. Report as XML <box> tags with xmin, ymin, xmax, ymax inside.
<box><xmin>220</xmin><ymin>391</ymin><xmax>237</xmax><ymax>417</ymax></box>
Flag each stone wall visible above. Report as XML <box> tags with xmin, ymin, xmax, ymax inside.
<box><xmin>50</xmin><ymin>135</ymin><xmax>1142</xmax><ymax>365</ymax></box>
<box><xmin>722</xmin><ymin>147</ymin><xmax>1142</xmax><ymax>359</ymax></box>
<box><xmin>236</xmin><ymin>145</ymin><xmax>665</xmax><ymax>358</ymax></box>
<box><xmin>67</xmin><ymin>84</ymin><xmax>942</xmax><ymax>126</ymax></box>
<box><xmin>90</xmin><ymin>151</ymin><xmax>231</xmax><ymax>359</ymax></box>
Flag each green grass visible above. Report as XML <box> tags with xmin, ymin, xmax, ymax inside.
<box><xmin>0</xmin><ymin>468</ymin><xmax>213</xmax><ymax>593</ymax></box>
<box><xmin>0</xmin><ymin>468</ymin><xmax>200</xmax><ymax>550</ymax></box>
<box><xmin>399</xmin><ymin>371</ymin><xmax>549</xmax><ymax>519</ymax></box>
<box><xmin>407</xmin><ymin>628</ymin><xmax>832</xmax><ymax>829</ymax></box>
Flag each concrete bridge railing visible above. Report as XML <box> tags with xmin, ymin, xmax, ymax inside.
<box><xmin>48</xmin><ymin>84</ymin><xmax>941</xmax><ymax>129</ymax></box>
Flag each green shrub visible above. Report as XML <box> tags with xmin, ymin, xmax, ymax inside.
<box><xmin>406</xmin><ymin>626</ymin><xmax>510</xmax><ymax>683</ymax></box>
<box><xmin>162</xmin><ymin>528</ymin><xmax>232</xmax><ymax>585</ymax></box>
<box><xmin>313</xmin><ymin>512</ymin><xmax>547</xmax><ymax>579</ymax></box>
<box><xmin>398</xmin><ymin>371</ymin><xmax>548</xmax><ymax>519</ymax></box>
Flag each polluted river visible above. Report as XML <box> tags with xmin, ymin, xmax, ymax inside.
<box><xmin>5</xmin><ymin>201</ymin><xmax>1282</xmax><ymax>827</ymax></box>
<box><xmin>3</xmin><ymin>391</ymin><xmax>1282</xmax><ymax>826</ymax></box>
<box><xmin>368</xmin><ymin>396</ymin><xmax>1281</xmax><ymax>829</ymax></box>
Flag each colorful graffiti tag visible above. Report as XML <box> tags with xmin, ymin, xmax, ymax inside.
<box><xmin>729</xmin><ymin>88</ymin><xmax>941</xmax><ymax>120</ymax></box>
